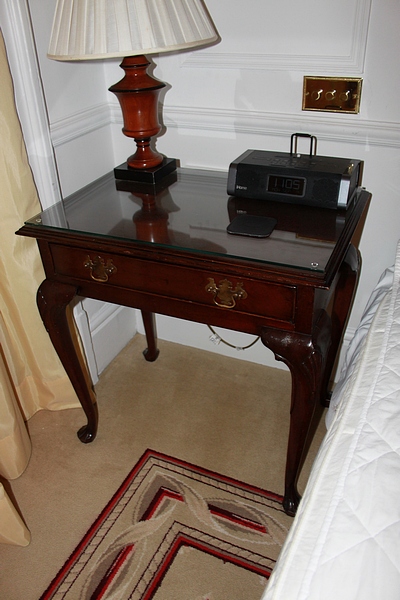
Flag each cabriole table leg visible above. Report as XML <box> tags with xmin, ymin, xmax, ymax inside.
<box><xmin>37</xmin><ymin>279</ymin><xmax>98</xmax><ymax>443</ymax></box>
<box><xmin>261</xmin><ymin>309</ymin><xmax>331</xmax><ymax>515</ymax></box>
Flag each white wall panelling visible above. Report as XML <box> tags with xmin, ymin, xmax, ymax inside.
<box><xmin>185</xmin><ymin>0</ymin><xmax>372</xmax><ymax>73</ymax></box>
<box><xmin>3</xmin><ymin>0</ymin><xmax>399</xmax><ymax>377</ymax></box>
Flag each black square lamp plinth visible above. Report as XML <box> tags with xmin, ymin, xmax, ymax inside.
<box><xmin>114</xmin><ymin>157</ymin><xmax>178</xmax><ymax>184</ymax></box>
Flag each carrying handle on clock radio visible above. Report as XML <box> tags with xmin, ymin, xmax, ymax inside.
<box><xmin>290</xmin><ymin>133</ymin><xmax>317</xmax><ymax>157</ymax></box>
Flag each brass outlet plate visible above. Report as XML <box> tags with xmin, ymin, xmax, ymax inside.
<box><xmin>302</xmin><ymin>76</ymin><xmax>362</xmax><ymax>114</ymax></box>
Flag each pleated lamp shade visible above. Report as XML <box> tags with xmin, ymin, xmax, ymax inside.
<box><xmin>48</xmin><ymin>0</ymin><xmax>219</xmax><ymax>60</ymax></box>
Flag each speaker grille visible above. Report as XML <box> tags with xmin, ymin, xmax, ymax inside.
<box><xmin>311</xmin><ymin>178</ymin><xmax>339</xmax><ymax>208</ymax></box>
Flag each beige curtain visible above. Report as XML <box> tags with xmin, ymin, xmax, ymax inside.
<box><xmin>0</xmin><ymin>30</ymin><xmax>80</xmax><ymax>546</ymax></box>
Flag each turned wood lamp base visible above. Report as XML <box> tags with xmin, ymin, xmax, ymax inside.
<box><xmin>110</xmin><ymin>55</ymin><xmax>177</xmax><ymax>182</ymax></box>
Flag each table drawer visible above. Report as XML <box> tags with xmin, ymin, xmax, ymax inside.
<box><xmin>49</xmin><ymin>244</ymin><xmax>296</xmax><ymax>324</ymax></box>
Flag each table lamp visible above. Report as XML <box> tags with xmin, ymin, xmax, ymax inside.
<box><xmin>48</xmin><ymin>0</ymin><xmax>219</xmax><ymax>182</ymax></box>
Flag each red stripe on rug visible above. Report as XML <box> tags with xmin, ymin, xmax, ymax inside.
<box><xmin>146</xmin><ymin>449</ymin><xmax>283</xmax><ymax>504</ymax></box>
<box><xmin>39</xmin><ymin>449</ymin><xmax>283</xmax><ymax>600</ymax></box>
<box><xmin>39</xmin><ymin>452</ymin><xmax>153</xmax><ymax>600</ymax></box>
<box><xmin>140</xmin><ymin>486</ymin><xmax>184</xmax><ymax>521</ymax></box>
<box><xmin>92</xmin><ymin>544</ymin><xmax>135</xmax><ymax>599</ymax></box>
<box><xmin>142</xmin><ymin>533</ymin><xmax>272</xmax><ymax>599</ymax></box>
<box><xmin>208</xmin><ymin>503</ymin><xmax>267</xmax><ymax>533</ymax></box>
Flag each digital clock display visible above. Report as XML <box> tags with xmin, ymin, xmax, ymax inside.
<box><xmin>267</xmin><ymin>175</ymin><xmax>306</xmax><ymax>197</ymax></box>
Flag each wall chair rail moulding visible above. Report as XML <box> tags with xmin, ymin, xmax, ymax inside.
<box><xmin>57</xmin><ymin>100</ymin><xmax>400</xmax><ymax>160</ymax></box>
<box><xmin>185</xmin><ymin>0</ymin><xmax>372</xmax><ymax>73</ymax></box>
<box><xmin>159</xmin><ymin>106</ymin><xmax>400</xmax><ymax>150</ymax></box>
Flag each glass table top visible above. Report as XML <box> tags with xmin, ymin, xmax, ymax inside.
<box><xmin>25</xmin><ymin>168</ymin><xmax>360</xmax><ymax>273</ymax></box>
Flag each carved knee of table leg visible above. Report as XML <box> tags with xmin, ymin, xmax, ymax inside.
<box><xmin>261</xmin><ymin>311</ymin><xmax>332</xmax><ymax>515</ymax></box>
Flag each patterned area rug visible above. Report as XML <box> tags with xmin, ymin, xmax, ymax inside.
<box><xmin>40</xmin><ymin>450</ymin><xmax>292</xmax><ymax>599</ymax></box>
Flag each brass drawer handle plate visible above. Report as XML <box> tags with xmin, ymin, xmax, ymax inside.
<box><xmin>206</xmin><ymin>278</ymin><xmax>248</xmax><ymax>308</ymax></box>
<box><xmin>84</xmin><ymin>255</ymin><xmax>117</xmax><ymax>282</ymax></box>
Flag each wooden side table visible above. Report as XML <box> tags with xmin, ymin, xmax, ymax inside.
<box><xmin>17</xmin><ymin>168</ymin><xmax>370</xmax><ymax>515</ymax></box>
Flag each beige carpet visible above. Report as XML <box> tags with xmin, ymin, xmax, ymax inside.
<box><xmin>0</xmin><ymin>334</ymin><xmax>326</xmax><ymax>599</ymax></box>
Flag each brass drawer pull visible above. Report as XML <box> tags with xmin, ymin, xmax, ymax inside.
<box><xmin>206</xmin><ymin>278</ymin><xmax>248</xmax><ymax>308</ymax></box>
<box><xmin>84</xmin><ymin>255</ymin><xmax>117</xmax><ymax>282</ymax></box>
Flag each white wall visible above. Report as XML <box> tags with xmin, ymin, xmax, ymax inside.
<box><xmin>107</xmin><ymin>0</ymin><xmax>400</xmax><ymax>371</ymax></box>
<box><xmin>4</xmin><ymin>0</ymin><xmax>399</xmax><ymax>376</ymax></box>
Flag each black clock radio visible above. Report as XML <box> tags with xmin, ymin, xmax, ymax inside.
<box><xmin>227</xmin><ymin>134</ymin><xmax>363</xmax><ymax>210</ymax></box>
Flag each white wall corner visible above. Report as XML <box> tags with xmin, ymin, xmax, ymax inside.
<box><xmin>82</xmin><ymin>301</ymin><xmax>137</xmax><ymax>378</ymax></box>
<box><xmin>72</xmin><ymin>301</ymin><xmax>100</xmax><ymax>385</ymax></box>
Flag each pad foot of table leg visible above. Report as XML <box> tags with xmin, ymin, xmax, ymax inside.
<box><xmin>77</xmin><ymin>424</ymin><xmax>97</xmax><ymax>444</ymax></box>
<box><xmin>283</xmin><ymin>490</ymin><xmax>301</xmax><ymax>517</ymax></box>
<box><xmin>143</xmin><ymin>347</ymin><xmax>160</xmax><ymax>362</ymax></box>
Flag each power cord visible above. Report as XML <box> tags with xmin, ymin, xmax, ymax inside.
<box><xmin>207</xmin><ymin>325</ymin><xmax>260</xmax><ymax>351</ymax></box>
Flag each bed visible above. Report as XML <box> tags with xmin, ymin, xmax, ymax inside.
<box><xmin>262</xmin><ymin>241</ymin><xmax>400</xmax><ymax>599</ymax></box>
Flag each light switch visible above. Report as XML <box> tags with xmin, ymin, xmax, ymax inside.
<box><xmin>302</xmin><ymin>76</ymin><xmax>362</xmax><ymax>114</ymax></box>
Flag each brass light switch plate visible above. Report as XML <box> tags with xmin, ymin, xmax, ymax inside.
<box><xmin>302</xmin><ymin>76</ymin><xmax>362</xmax><ymax>114</ymax></box>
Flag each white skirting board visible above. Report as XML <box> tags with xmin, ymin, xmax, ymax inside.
<box><xmin>136</xmin><ymin>311</ymin><xmax>354</xmax><ymax>380</ymax></box>
<box><xmin>73</xmin><ymin>303</ymin><xmax>353</xmax><ymax>386</ymax></box>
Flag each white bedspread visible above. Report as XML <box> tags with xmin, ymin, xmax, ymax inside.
<box><xmin>262</xmin><ymin>242</ymin><xmax>400</xmax><ymax>600</ymax></box>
